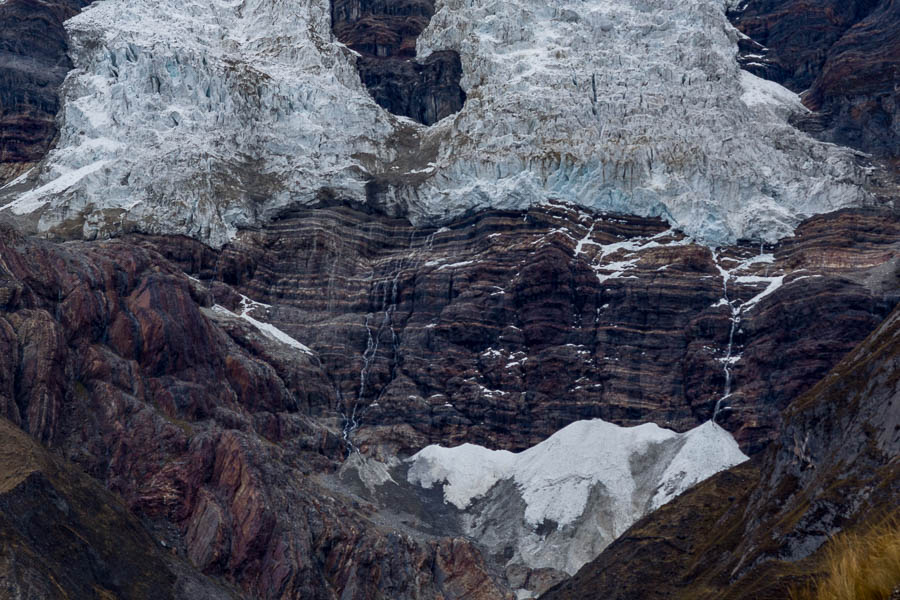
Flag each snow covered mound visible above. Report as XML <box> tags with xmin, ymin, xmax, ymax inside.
<box><xmin>1</xmin><ymin>0</ymin><xmax>869</xmax><ymax>245</ymax></box>
<box><xmin>407</xmin><ymin>419</ymin><xmax>748</xmax><ymax>575</ymax></box>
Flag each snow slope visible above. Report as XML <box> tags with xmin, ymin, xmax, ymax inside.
<box><xmin>408</xmin><ymin>419</ymin><xmax>748</xmax><ymax>575</ymax></box>
<box><xmin>2</xmin><ymin>0</ymin><xmax>869</xmax><ymax>245</ymax></box>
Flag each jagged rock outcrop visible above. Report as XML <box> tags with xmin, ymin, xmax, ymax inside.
<box><xmin>728</xmin><ymin>0</ymin><xmax>900</xmax><ymax>160</ymax></box>
<box><xmin>0</xmin><ymin>0</ymin><xmax>94</xmax><ymax>183</ymax></box>
<box><xmin>331</xmin><ymin>0</ymin><xmax>466</xmax><ymax>125</ymax></box>
<box><xmin>541</xmin><ymin>301</ymin><xmax>900</xmax><ymax>599</ymax></box>
<box><xmin>0</xmin><ymin>224</ymin><xmax>513</xmax><ymax>599</ymax></box>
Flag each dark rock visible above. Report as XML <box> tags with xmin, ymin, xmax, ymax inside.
<box><xmin>728</xmin><ymin>0</ymin><xmax>900</xmax><ymax>160</ymax></box>
<box><xmin>540</xmin><ymin>300</ymin><xmax>900</xmax><ymax>599</ymax></box>
<box><xmin>0</xmin><ymin>224</ymin><xmax>513</xmax><ymax>599</ymax></box>
<box><xmin>0</xmin><ymin>0</ymin><xmax>95</xmax><ymax>182</ymax></box>
<box><xmin>331</xmin><ymin>0</ymin><xmax>466</xmax><ymax>125</ymax></box>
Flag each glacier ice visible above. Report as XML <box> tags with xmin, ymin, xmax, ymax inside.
<box><xmin>2</xmin><ymin>0</ymin><xmax>870</xmax><ymax>246</ymax></box>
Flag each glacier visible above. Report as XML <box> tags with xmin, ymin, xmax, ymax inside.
<box><xmin>0</xmin><ymin>0</ymin><xmax>870</xmax><ymax>245</ymax></box>
<box><xmin>407</xmin><ymin>418</ymin><xmax>748</xmax><ymax>576</ymax></box>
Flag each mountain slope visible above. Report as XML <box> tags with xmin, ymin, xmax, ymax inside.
<box><xmin>0</xmin><ymin>417</ymin><xmax>236</xmax><ymax>599</ymax></box>
<box><xmin>541</xmin><ymin>300</ymin><xmax>900</xmax><ymax>599</ymax></box>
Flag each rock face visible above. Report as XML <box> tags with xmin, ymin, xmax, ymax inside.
<box><xmin>0</xmin><ymin>0</ymin><xmax>93</xmax><ymax>183</ymax></box>
<box><xmin>541</xmin><ymin>301</ymin><xmax>900</xmax><ymax>599</ymax></box>
<box><xmin>188</xmin><ymin>202</ymin><xmax>899</xmax><ymax>456</ymax></box>
<box><xmin>728</xmin><ymin>0</ymin><xmax>900</xmax><ymax>160</ymax></box>
<box><xmin>0</xmin><ymin>199</ymin><xmax>896</xmax><ymax>598</ymax></box>
<box><xmin>0</xmin><ymin>224</ymin><xmax>513</xmax><ymax>599</ymax></box>
<box><xmin>0</xmin><ymin>417</ymin><xmax>235</xmax><ymax>599</ymax></box>
<box><xmin>0</xmin><ymin>0</ymin><xmax>869</xmax><ymax>246</ymax></box>
<box><xmin>331</xmin><ymin>0</ymin><xmax>466</xmax><ymax>125</ymax></box>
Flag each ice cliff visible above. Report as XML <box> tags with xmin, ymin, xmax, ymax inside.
<box><xmin>1</xmin><ymin>0</ymin><xmax>870</xmax><ymax>245</ymax></box>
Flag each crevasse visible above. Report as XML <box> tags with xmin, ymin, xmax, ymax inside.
<box><xmin>6</xmin><ymin>0</ymin><xmax>869</xmax><ymax>246</ymax></box>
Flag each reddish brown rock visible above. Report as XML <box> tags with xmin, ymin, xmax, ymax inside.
<box><xmin>0</xmin><ymin>224</ymin><xmax>514</xmax><ymax>599</ymax></box>
<box><xmin>0</xmin><ymin>200</ymin><xmax>897</xmax><ymax>598</ymax></box>
<box><xmin>0</xmin><ymin>417</ymin><xmax>236</xmax><ymax>599</ymax></box>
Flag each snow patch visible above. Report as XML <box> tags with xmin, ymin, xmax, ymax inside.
<box><xmin>212</xmin><ymin>298</ymin><xmax>313</xmax><ymax>354</ymax></box>
<box><xmin>408</xmin><ymin>418</ymin><xmax>747</xmax><ymax>526</ymax></box>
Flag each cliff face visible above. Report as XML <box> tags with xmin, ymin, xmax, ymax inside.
<box><xmin>331</xmin><ymin>0</ymin><xmax>466</xmax><ymax>125</ymax></box>
<box><xmin>0</xmin><ymin>199</ymin><xmax>896</xmax><ymax>598</ymax></box>
<box><xmin>0</xmin><ymin>223</ymin><xmax>513</xmax><ymax>599</ymax></box>
<box><xmin>198</xmin><ymin>203</ymin><xmax>899</xmax><ymax>456</ymax></box>
<box><xmin>0</xmin><ymin>0</ymin><xmax>896</xmax><ymax>597</ymax></box>
<box><xmin>728</xmin><ymin>0</ymin><xmax>900</xmax><ymax>161</ymax></box>
<box><xmin>0</xmin><ymin>0</ymin><xmax>94</xmax><ymax>182</ymax></box>
<box><xmin>541</xmin><ymin>300</ymin><xmax>900</xmax><ymax>600</ymax></box>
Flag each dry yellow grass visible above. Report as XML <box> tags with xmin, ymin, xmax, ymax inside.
<box><xmin>791</xmin><ymin>516</ymin><xmax>900</xmax><ymax>600</ymax></box>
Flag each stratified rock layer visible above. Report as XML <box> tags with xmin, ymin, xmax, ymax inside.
<box><xmin>189</xmin><ymin>202</ymin><xmax>899</xmax><ymax>456</ymax></box>
<box><xmin>541</xmin><ymin>299</ymin><xmax>900</xmax><ymax>600</ymax></box>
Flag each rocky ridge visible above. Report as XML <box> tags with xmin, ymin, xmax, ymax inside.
<box><xmin>729</xmin><ymin>0</ymin><xmax>900</xmax><ymax>161</ymax></box>
<box><xmin>541</xmin><ymin>296</ymin><xmax>900</xmax><ymax>599</ymax></box>
<box><xmin>0</xmin><ymin>417</ymin><xmax>236</xmax><ymax>599</ymax></box>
